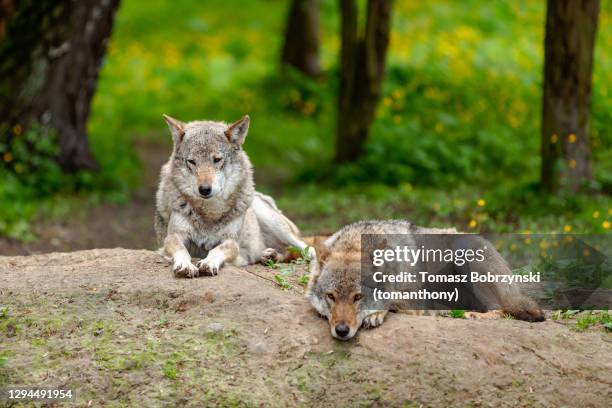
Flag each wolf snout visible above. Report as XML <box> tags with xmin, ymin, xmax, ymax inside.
<box><xmin>334</xmin><ymin>323</ymin><xmax>350</xmax><ymax>339</ymax></box>
<box><xmin>198</xmin><ymin>184</ymin><xmax>213</xmax><ymax>198</ymax></box>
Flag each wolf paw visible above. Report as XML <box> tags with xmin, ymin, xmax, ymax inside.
<box><xmin>306</xmin><ymin>246</ymin><xmax>316</xmax><ymax>261</ymax></box>
<box><xmin>196</xmin><ymin>257</ymin><xmax>221</xmax><ymax>276</ymax></box>
<box><xmin>173</xmin><ymin>261</ymin><xmax>199</xmax><ymax>278</ymax></box>
<box><xmin>260</xmin><ymin>248</ymin><xmax>280</xmax><ymax>264</ymax></box>
<box><xmin>362</xmin><ymin>311</ymin><xmax>387</xmax><ymax>329</ymax></box>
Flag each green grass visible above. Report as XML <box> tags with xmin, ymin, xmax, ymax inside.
<box><xmin>573</xmin><ymin>311</ymin><xmax>612</xmax><ymax>332</ymax></box>
<box><xmin>1</xmin><ymin>0</ymin><xmax>611</xmax><ymax>238</ymax></box>
<box><xmin>449</xmin><ymin>309</ymin><xmax>465</xmax><ymax>319</ymax></box>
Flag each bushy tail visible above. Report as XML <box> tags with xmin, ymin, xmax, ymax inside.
<box><xmin>501</xmin><ymin>295</ymin><xmax>545</xmax><ymax>322</ymax></box>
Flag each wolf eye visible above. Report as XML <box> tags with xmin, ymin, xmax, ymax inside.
<box><xmin>353</xmin><ymin>293</ymin><xmax>363</xmax><ymax>302</ymax></box>
<box><xmin>186</xmin><ymin>159</ymin><xmax>196</xmax><ymax>166</ymax></box>
<box><xmin>326</xmin><ymin>293</ymin><xmax>335</xmax><ymax>302</ymax></box>
<box><xmin>213</xmin><ymin>156</ymin><xmax>223</xmax><ymax>163</ymax></box>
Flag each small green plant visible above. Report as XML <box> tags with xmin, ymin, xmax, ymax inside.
<box><xmin>263</xmin><ymin>258</ymin><xmax>277</xmax><ymax>268</ymax></box>
<box><xmin>0</xmin><ymin>306</ymin><xmax>8</xmax><ymax>319</ymax></box>
<box><xmin>162</xmin><ymin>360</ymin><xmax>179</xmax><ymax>380</ymax></box>
<box><xmin>288</xmin><ymin>245</ymin><xmax>312</xmax><ymax>265</ymax></box>
<box><xmin>503</xmin><ymin>313</ymin><xmax>515</xmax><ymax>320</ymax></box>
<box><xmin>273</xmin><ymin>263</ymin><xmax>295</xmax><ymax>290</ymax></box>
<box><xmin>274</xmin><ymin>274</ymin><xmax>292</xmax><ymax>290</ymax></box>
<box><xmin>449</xmin><ymin>309</ymin><xmax>465</xmax><ymax>319</ymax></box>
<box><xmin>552</xmin><ymin>309</ymin><xmax>581</xmax><ymax>320</ymax></box>
<box><xmin>299</xmin><ymin>274</ymin><xmax>309</xmax><ymax>286</ymax></box>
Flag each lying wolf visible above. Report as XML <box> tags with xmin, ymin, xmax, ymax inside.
<box><xmin>155</xmin><ymin>114</ymin><xmax>311</xmax><ymax>277</ymax></box>
<box><xmin>307</xmin><ymin>220</ymin><xmax>544</xmax><ymax>340</ymax></box>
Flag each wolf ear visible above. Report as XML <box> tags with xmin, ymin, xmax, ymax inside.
<box><xmin>306</xmin><ymin>240</ymin><xmax>330</xmax><ymax>290</ymax></box>
<box><xmin>225</xmin><ymin>115</ymin><xmax>250</xmax><ymax>146</ymax></box>
<box><xmin>163</xmin><ymin>114</ymin><xmax>185</xmax><ymax>144</ymax></box>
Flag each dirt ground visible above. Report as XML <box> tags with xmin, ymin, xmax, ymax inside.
<box><xmin>1</xmin><ymin>249</ymin><xmax>610</xmax><ymax>407</ymax></box>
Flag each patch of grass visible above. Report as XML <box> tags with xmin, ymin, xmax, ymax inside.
<box><xmin>273</xmin><ymin>273</ymin><xmax>292</xmax><ymax>291</ymax></box>
<box><xmin>0</xmin><ymin>350</ymin><xmax>9</xmax><ymax>368</ymax></box>
<box><xmin>299</xmin><ymin>274</ymin><xmax>309</xmax><ymax>287</ymax></box>
<box><xmin>263</xmin><ymin>258</ymin><xmax>277</xmax><ymax>269</ymax></box>
<box><xmin>551</xmin><ymin>309</ymin><xmax>581</xmax><ymax>321</ymax></box>
<box><xmin>163</xmin><ymin>360</ymin><xmax>179</xmax><ymax>380</ymax></box>
<box><xmin>288</xmin><ymin>245</ymin><xmax>312</xmax><ymax>265</ymax></box>
<box><xmin>574</xmin><ymin>311</ymin><xmax>612</xmax><ymax>332</ymax></box>
<box><xmin>449</xmin><ymin>309</ymin><xmax>465</xmax><ymax>319</ymax></box>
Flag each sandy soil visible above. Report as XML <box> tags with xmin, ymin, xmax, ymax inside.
<box><xmin>0</xmin><ymin>249</ymin><xmax>610</xmax><ymax>407</ymax></box>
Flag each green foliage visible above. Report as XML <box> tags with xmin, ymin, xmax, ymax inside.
<box><xmin>0</xmin><ymin>124</ymin><xmax>135</xmax><ymax>239</ymax></box>
<box><xmin>449</xmin><ymin>309</ymin><xmax>465</xmax><ymax>319</ymax></box>
<box><xmin>273</xmin><ymin>273</ymin><xmax>292</xmax><ymax>291</ymax></box>
<box><xmin>2</xmin><ymin>0</ymin><xmax>611</xmax><ymax>239</ymax></box>
<box><xmin>162</xmin><ymin>360</ymin><xmax>179</xmax><ymax>380</ymax></box>
<box><xmin>263</xmin><ymin>259</ymin><xmax>277</xmax><ymax>269</ymax></box>
<box><xmin>288</xmin><ymin>245</ymin><xmax>312</xmax><ymax>264</ymax></box>
<box><xmin>573</xmin><ymin>311</ymin><xmax>611</xmax><ymax>332</ymax></box>
<box><xmin>91</xmin><ymin>0</ymin><xmax>610</xmax><ymax>234</ymax></box>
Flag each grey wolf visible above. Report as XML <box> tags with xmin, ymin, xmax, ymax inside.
<box><xmin>155</xmin><ymin>114</ymin><xmax>312</xmax><ymax>277</ymax></box>
<box><xmin>306</xmin><ymin>220</ymin><xmax>544</xmax><ymax>340</ymax></box>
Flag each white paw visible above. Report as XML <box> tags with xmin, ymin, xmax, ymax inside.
<box><xmin>260</xmin><ymin>248</ymin><xmax>279</xmax><ymax>263</ymax></box>
<box><xmin>362</xmin><ymin>311</ymin><xmax>386</xmax><ymax>329</ymax></box>
<box><xmin>196</xmin><ymin>257</ymin><xmax>222</xmax><ymax>276</ymax></box>
<box><xmin>173</xmin><ymin>260</ymin><xmax>199</xmax><ymax>278</ymax></box>
<box><xmin>306</xmin><ymin>246</ymin><xmax>316</xmax><ymax>261</ymax></box>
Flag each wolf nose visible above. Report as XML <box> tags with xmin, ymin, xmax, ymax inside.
<box><xmin>335</xmin><ymin>324</ymin><xmax>350</xmax><ymax>338</ymax></box>
<box><xmin>198</xmin><ymin>185</ymin><xmax>212</xmax><ymax>198</ymax></box>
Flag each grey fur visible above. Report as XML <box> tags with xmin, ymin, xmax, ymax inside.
<box><xmin>307</xmin><ymin>220</ymin><xmax>544</xmax><ymax>340</ymax></box>
<box><xmin>155</xmin><ymin>114</ymin><xmax>311</xmax><ymax>278</ymax></box>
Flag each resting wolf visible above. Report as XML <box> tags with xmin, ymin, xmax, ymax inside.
<box><xmin>155</xmin><ymin>114</ymin><xmax>311</xmax><ymax>278</ymax></box>
<box><xmin>307</xmin><ymin>220</ymin><xmax>545</xmax><ymax>340</ymax></box>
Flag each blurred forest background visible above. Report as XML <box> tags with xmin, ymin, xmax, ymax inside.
<box><xmin>0</xmin><ymin>0</ymin><xmax>611</xmax><ymax>253</ymax></box>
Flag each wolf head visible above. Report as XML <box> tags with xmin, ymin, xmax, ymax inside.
<box><xmin>163</xmin><ymin>114</ymin><xmax>252</xmax><ymax>201</ymax></box>
<box><xmin>306</xmin><ymin>242</ymin><xmax>377</xmax><ymax>341</ymax></box>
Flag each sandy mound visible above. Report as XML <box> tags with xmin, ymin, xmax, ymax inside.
<box><xmin>0</xmin><ymin>249</ymin><xmax>610</xmax><ymax>407</ymax></box>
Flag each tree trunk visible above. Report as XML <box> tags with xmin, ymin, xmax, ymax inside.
<box><xmin>0</xmin><ymin>0</ymin><xmax>120</xmax><ymax>172</ymax></box>
<box><xmin>335</xmin><ymin>0</ymin><xmax>391</xmax><ymax>164</ymax></box>
<box><xmin>540</xmin><ymin>0</ymin><xmax>599</xmax><ymax>193</ymax></box>
<box><xmin>281</xmin><ymin>0</ymin><xmax>321</xmax><ymax>78</ymax></box>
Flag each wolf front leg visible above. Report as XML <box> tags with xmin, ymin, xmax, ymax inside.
<box><xmin>362</xmin><ymin>310</ymin><xmax>388</xmax><ymax>329</ymax></box>
<box><xmin>164</xmin><ymin>232</ymin><xmax>199</xmax><ymax>278</ymax></box>
<box><xmin>196</xmin><ymin>239</ymin><xmax>238</xmax><ymax>276</ymax></box>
